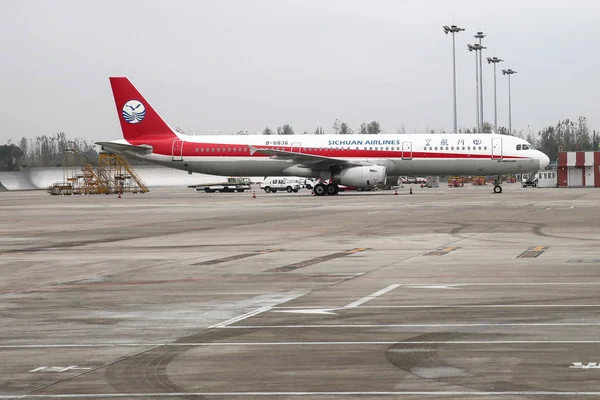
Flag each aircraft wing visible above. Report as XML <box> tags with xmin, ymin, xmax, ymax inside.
<box><xmin>96</xmin><ymin>141</ymin><xmax>153</xmax><ymax>156</ymax></box>
<box><xmin>248</xmin><ymin>145</ymin><xmax>370</xmax><ymax>168</ymax></box>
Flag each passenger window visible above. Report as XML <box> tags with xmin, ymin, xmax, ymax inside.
<box><xmin>451</xmin><ymin>146</ymin><xmax>454</xmax><ymax>150</ymax></box>
<box><xmin>478</xmin><ymin>146</ymin><xmax>482</xmax><ymax>150</ymax></box>
<box><xmin>446</xmin><ymin>147</ymin><xmax>449</xmax><ymax>150</ymax></box>
<box><xmin>484</xmin><ymin>146</ymin><xmax>487</xmax><ymax>150</ymax></box>
<box><xmin>211</xmin><ymin>148</ymin><xmax>215</xmax><ymax>152</ymax></box>
<box><xmin>517</xmin><ymin>145</ymin><xmax>522</xmax><ymax>150</ymax></box>
<box><xmin>462</xmin><ymin>146</ymin><xmax>465</xmax><ymax>150</ymax></box>
<box><xmin>435</xmin><ymin>146</ymin><xmax>438</xmax><ymax>150</ymax></box>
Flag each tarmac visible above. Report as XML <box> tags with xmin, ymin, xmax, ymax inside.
<box><xmin>2</xmin><ymin>183</ymin><xmax>600</xmax><ymax>399</ymax></box>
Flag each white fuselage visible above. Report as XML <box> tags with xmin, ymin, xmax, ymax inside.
<box><xmin>122</xmin><ymin>133</ymin><xmax>548</xmax><ymax>179</ymax></box>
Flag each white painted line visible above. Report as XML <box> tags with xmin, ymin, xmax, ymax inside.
<box><xmin>4</xmin><ymin>391</ymin><xmax>600</xmax><ymax>397</ymax></box>
<box><xmin>362</xmin><ymin>282</ymin><xmax>600</xmax><ymax>286</ymax></box>
<box><xmin>403</xmin><ymin>285</ymin><xmax>457</xmax><ymax>290</ymax></box>
<box><xmin>274</xmin><ymin>309</ymin><xmax>338</xmax><ymax>315</ymax></box>
<box><xmin>356</xmin><ymin>304</ymin><xmax>600</xmax><ymax>308</ymax></box>
<box><xmin>209</xmin><ymin>306</ymin><xmax>272</xmax><ymax>329</ymax></box>
<box><xmin>4</xmin><ymin>340</ymin><xmax>600</xmax><ymax>348</ymax></box>
<box><xmin>272</xmin><ymin>304</ymin><xmax>600</xmax><ymax>309</ymax></box>
<box><xmin>221</xmin><ymin>322</ymin><xmax>600</xmax><ymax>329</ymax></box>
<box><xmin>345</xmin><ymin>284</ymin><xmax>400</xmax><ymax>308</ymax></box>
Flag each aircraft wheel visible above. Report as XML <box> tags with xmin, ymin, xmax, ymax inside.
<box><xmin>493</xmin><ymin>185</ymin><xmax>502</xmax><ymax>194</ymax></box>
<box><xmin>313</xmin><ymin>184</ymin><xmax>327</xmax><ymax>196</ymax></box>
<box><xmin>326</xmin><ymin>184</ymin><xmax>339</xmax><ymax>195</ymax></box>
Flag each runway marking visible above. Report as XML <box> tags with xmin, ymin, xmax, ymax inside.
<box><xmin>273</xmin><ymin>304</ymin><xmax>600</xmax><ymax>310</ymax></box>
<box><xmin>567</xmin><ymin>259</ymin><xmax>600</xmax><ymax>263</ymax></box>
<box><xmin>345</xmin><ymin>284</ymin><xmax>400</xmax><ymax>308</ymax></box>
<box><xmin>29</xmin><ymin>366</ymin><xmax>92</xmax><ymax>373</ymax></box>
<box><xmin>570</xmin><ymin>362</ymin><xmax>600</xmax><ymax>369</ymax></box>
<box><xmin>348</xmin><ymin>304</ymin><xmax>600</xmax><ymax>308</ymax></box>
<box><xmin>5</xmin><ymin>340</ymin><xmax>600</xmax><ymax>348</ymax></box>
<box><xmin>221</xmin><ymin>322</ymin><xmax>600</xmax><ymax>329</ymax></box>
<box><xmin>209</xmin><ymin>306</ymin><xmax>272</xmax><ymax>328</ymax></box>
<box><xmin>266</xmin><ymin>248</ymin><xmax>369</xmax><ymax>273</ymax></box>
<box><xmin>5</xmin><ymin>391</ymin><xmax>600</xmax><ymax>397</ymax></box>
<box><xmin>361</xmin><ymin>281</ymin><xmax>600</xmax><ymax>285</ymax></box>
<box><xmin>424</xmin><ymin>246</ymin><xmax>459</xmax><ymax>256</ymax></box>
<box><xmin>194</xmin><ymin>249</ymin><xmax>282</xmax><ymax>265</ymax></box>
<box><xmin>517</xmin><ymin>245</ymin><xmax>549</xmax><ymax>258</ymax></box>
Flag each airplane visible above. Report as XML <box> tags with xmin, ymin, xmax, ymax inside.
<box><xmin>98</xmin><ymin>77</ymin><xmax>550</xmax><ymax>196</ymax></box>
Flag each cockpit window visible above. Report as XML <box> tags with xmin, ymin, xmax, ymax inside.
<box><xmin>522</xmin><ymin>144</ymin><xmax>529</xmax><ymax>150</ymax></box>
<box><xmin>516</xmin><ymin>144</ymin><xmax>522</xmax><ymax>150</ymax></box>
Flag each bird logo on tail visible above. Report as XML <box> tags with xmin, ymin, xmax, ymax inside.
<box><xmin>121</xmin><ymin>100</ymin><xmax>146</xmax><ymax>124</ymax></box>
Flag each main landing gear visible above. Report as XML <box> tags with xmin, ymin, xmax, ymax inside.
<box><xmin>313</xmin><ymin>183</ymin><xmax>339</xmax><ymax>196</ymax></box>
<box><xmin>493</xmin><ymin>175</ymin><xmax>503</xmax><ymax>194</ymax></box>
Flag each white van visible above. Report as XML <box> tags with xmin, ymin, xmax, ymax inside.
<box><xmin>260</xmin><ymin>178</ymin><xmax>301</xmax><ymax>193</ymax></box>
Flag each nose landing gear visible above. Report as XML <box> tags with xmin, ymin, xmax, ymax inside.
<box><xmin>493</xmin><ymin>175</ymin><xmax>503</xmax><ymax>194</ymax></box>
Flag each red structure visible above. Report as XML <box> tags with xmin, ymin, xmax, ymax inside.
<box><xmin>557</xmin><ymin>151</ymin><xmax>600</xmax><ymax>187</ymax></box>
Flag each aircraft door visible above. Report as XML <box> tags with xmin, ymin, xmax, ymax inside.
<box><xmin>491</xmin><ymin>137</ymin><xmax>502</xmax><ymax>160</ymax></box>
<box><xmin>291</xmin><ymin>142</ymin><xmax>302</xmax><ymax>153</ymax></box>
<box><xmin>172</xmin><ymin>139</ymin><xmax>184</xmax><ymax>161</ymax></box>
<box><xmin>402</xmin><ymin>142</ymin><xmax>412</xmax><ymax>160</ymax></box>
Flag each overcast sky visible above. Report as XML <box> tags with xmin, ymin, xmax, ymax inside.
<box><xmin>1</xmin><ymin>0</ymin><xmax>598</xmax><ymax>143</ymax></box>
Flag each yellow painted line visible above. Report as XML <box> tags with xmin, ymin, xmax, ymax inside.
<box><xmin>441</xmin><ymin>247</ymin><xmax>457</xmax><ymax>252</ymax></box>
<box><xmin>347</xmin><ymin>248</ymin><xmax>369</xmax><ymax>254</ymax></box>
<box><xmin>531</xmin><ymin>246</ymin><xmax>545</xmax><ymax>252</ymax></box>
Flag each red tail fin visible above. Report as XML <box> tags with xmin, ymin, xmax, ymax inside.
<box><xmin>109</xmin><ymin>77</ymin><xmax>177</xmax><ymax>143</ymax></box>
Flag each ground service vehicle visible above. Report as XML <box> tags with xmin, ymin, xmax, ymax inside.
<box><xmin>260</xmin><ymin>178</ymin><xmax>301</xmax><ymax>193</ymax></box>
<box><xmin>196</xmin><ymin>177</ymin><xmax>251</xmax><ymax>193</ymax></box>
<box><xmin>522</xmin><ymin>174</ymin><xmax>538</xmax><ymax>188</ymax></box>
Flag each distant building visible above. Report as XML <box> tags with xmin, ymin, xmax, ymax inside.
<box><xmin>557</xmin><ymin>151</ymin><xmax>600</xmax><ymax>187</ymax></box>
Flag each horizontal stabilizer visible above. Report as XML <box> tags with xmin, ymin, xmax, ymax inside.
<box><xmin>96</xmin><ymin>141</ymin><xmax>153</xmax><ymax>155</ymax></box>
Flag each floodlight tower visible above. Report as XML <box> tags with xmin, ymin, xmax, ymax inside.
<box><xmin>474</xmin><ymin>32</ymin><xmax>486</xmax><ymax>128</ymax></box>
<box><xmin>468</xmin><ymin>43</ymin><xmax>486</xmax><ymax>131</ymax></box>
<box><xmin>487</xmin><ymin>56</ymin><xmax>504</xmax><ymax>132</ymax></box>
<box><xmin>502</xmin><ymin>68</ymin><xmax>517</xmax><ymax>134</ymax></box>
<box><xmin>443</xmin><ymin>24</ymin><xmax>465</xmax><ymax>133</ymax></box>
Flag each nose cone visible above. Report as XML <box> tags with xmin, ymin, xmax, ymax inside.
<box><xmin>539</xmin><ymin>151</ymin><xmax>550</xmax><ymax>170</ymax></box>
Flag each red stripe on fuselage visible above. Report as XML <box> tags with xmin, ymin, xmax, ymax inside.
<box><xmin>141</xmin><ymin>141</ymin><xmax>526</xmax><ymax>160</ymax></box>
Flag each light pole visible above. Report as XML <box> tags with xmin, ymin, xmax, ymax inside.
<box><xmin>502</xmin><ymin>69</ymin><xmax>517</xmax><ymax>134</ymax></box>
<box><xmin>468</xmin><ymin>43</ymin><xmax>486</xmax><ymax>131</ymax></box>
<box><xmin>487</xmin><ymin>56</ymin><xmax>503</xmax><ymax>132</ymax></box>
<box><xmin>443</xmin><ymin>25</ymin><xmax>465</xmax><ymax>133</ymax></box>
<box><xmin>474</xmin><ymin>32</ymin><xmax>486</xmax><ymax>129</ymax></box>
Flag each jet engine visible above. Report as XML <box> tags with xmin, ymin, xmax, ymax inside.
<box><xmin>332</xmin><ymin>166</ymin><xmax>387</xmax><ymax>188</ymax></box>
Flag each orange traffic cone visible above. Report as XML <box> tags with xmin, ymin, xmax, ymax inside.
<box><xmin>409</xmin><ymin>187</ymin><xmax>413</xmax><ymax>194</ymax></box>
<box><xmin>252</xmin><ymin>191</ymin><xmax>256</xmax><ymax>199</ymax></box>
<box><xmin>394</xmin><ymin>189</ymin><xmax>398</xmax><ymax>195</ymax></box>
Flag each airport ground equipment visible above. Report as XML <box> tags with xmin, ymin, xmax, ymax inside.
<box><xmin>195</xmin><ymin>177</ymin><xmax>252</xmax><ymax>193</ymax></box>
<box><xmin>47</xmin><ymin>143</ymin><xmax>148</xmax><ymax>195</ymax></box>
